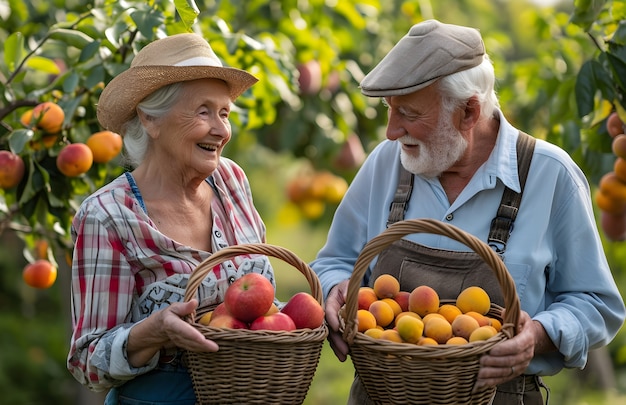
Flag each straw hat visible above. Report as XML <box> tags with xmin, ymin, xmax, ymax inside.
<box><xmin>360</xmin><ymin>20</ymin><xmax>484</xmax><ymax>97</ymax></box>
<box><xmin>97</xmin><ymin>33</ymin><xmax>258</xmax><ymax>134</ymax></box>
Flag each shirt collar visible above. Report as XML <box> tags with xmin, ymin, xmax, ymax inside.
<box><xmin>486</xmin><ymin>109</ymin><xmax>521</xmax><ymax>193</ymax></box>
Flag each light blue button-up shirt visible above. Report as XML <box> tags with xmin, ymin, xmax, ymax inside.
<box><xmin>311</xmin><ymin>109</ymin><xmax>625</xmax><ymax>375</ymax></box>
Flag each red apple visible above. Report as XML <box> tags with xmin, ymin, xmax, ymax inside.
<box><xmin>333</xmin><ymin>133</ymin><xmax>366</xmax><ymax>170</ymax></box>
<box><xmin>601</xmin><ymin>210</ymin><xmax>626</xmax><ymax>241</ymax></box>
<box><xmin>297</xmin><ymin>60</ymin><xmax>322</xmax><ymax>95</ymax></box>
<box><xmin>280</xmin><ymin>292</ymin><xmax>325</xmax><ymax>329</ymax></box>
<box><xmin>0</xmin><ymin>151</ymin><xmax>25</xmax><ymax>189</ymax></box>
<box><xmin>208</xmin><ymin>313</ymin><xmax>248</xmax><ymax>329</ymax></box>
<box><xmin>249</xmin><ymin>312</ymin><xmax>296</xmax><ymax>331</ymax></box>
<box><xmin>394</xmin><ymin>291</ymin><xmax>410</xmax><ymax>313</ymax></box>
<box><xmin>212</xmin><ymin>302</ymin><xmax>230</xmax><ymax>318</ymax></box>
<box><xmin>224</xmin><ymin>273</ymin><xmax>275</xmax><ymax>323</ymax></box>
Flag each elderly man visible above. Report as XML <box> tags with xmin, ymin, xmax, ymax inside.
<box><xmin>311</xmin><ymin>20</ymin><xmax>625</xmax><ymax>404</ymax></box>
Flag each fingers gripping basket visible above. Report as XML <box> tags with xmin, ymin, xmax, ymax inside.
<box><xmin>183</xmin><ymin>243</ymin><xmax>329</xmax><ymax>405</ymax></box>
<box><xmin>340</xmin><ymin>219</ymin><xmax>521</xmax><ymax>405</ymax></box>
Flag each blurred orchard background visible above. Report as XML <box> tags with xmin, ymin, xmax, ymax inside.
<box><xmin>1</xmin><ymin>0</ymin><xmax>626</xmax><ymax>403</ymax></box>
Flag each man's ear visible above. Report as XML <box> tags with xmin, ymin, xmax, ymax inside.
<box><xmin>459</xmin><ymin>96</ymin><xmax>481</xmax><ymax>130</ymax></box>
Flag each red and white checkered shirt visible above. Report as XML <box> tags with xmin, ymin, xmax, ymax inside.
<box><xmin>67</xmin><ymin>158</ymin><xmax>273</xmax><ymax>391</ymax></box>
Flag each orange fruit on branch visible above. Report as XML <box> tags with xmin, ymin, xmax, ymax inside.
<box><xmin>86</xmin><ymin>130</ymin><xmax>123</xmax><ymax>163</ymax></box>
<box><xmin>612</xmin><ymin>134</ymin><xmax>626</xmax><ymax>159</ymax></box>
<box><xmin>56</xmin><ymin>143</ymin><xmax>94</xmax><ymax>177</ymax></box>
<box><xmin>607</xmin><ymin>112</ymin><xmax>624</xmax><ymax>138</ymax></box>
<box><xmin>31</xmin><ymin>102</ymin><xmax>65</xmax><ymax>133</ymax></box>
<box><xmin>23</xmin><ymin>259</ymin><xmax>57</xmax><ymax>289</ymax></box>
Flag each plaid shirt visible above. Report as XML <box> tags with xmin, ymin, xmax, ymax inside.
<box><xmin>67</xmin><ymin>158</ymin><xmax>272</xmax><ymax>391</ymax></box>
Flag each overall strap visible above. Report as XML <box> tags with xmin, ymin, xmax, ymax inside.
<box><xmin>488</xmin><ymin>131</ymin><xmax>536</xmax><ymax>254</ymax></box>
<box><xmin>387</xmin><ymin>163</ymin><xmax>414</xmax><ymax>226</ymax></box>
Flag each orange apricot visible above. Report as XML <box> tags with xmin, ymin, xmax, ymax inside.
<box><xmin>451</xmin><ymin>314</ymin><xmax>481</xmax><ymax>340</ymax></box>
<box><xmin>599</xmin><ymin>171</ymin><xmax>626</xmax><ymax>206</ymax></box>
<box><xmin>456</xmin><ymin>286</ymin><xmax>491</xmax><ymax>315</ymax></box>
<box><xmin>381</xmin><ymin>298</ymin><xmax>402</xmax><ymax>318</ymax></box>
<box><xmin>607</xmin><ymin>112</ymin><xmax>624</xmax><ymax>138</ymax></box>
<box><xmin>446</xmin><ymin>336</ymin><xmax>469</xmax><ymax>345</ymax></box>
<box><xmin>409</xmin><ymin>285</ymin><xmax>440</xmax><ymax>316</ymax></box>
<box><xmin>357</xmin><ymin>309</ymin><xmax>377</xmax><ymax>332</ymax></box>
<box><xmin>595</xmin><ymin>189</ymin><xmax>626</xmax><ymax>215</ymax></box>
<box><xmin>423</xmin><ymin>316</ymin><xmax>453</xmax><ymax>344</ymax></box>
<box><xmin>396</xmin><ymin>315</ymin><xmax>424</xmax><ymax>344</ymax></box>
<box><xmin>613</xmin><ymin>134</ymin><xmax>626</xmax><ymax>159</ymax></box>
<box><xmin>465</xmin><ymin>311</ymin><xmax>491</xmax><ymax>327</ymax></box>
<box><xmin>379</xmin><ymin>329</ymin><xmax>403</xmax><ymax>343</ymax></box>
<box><xmin>369</xmin><ymin>300</ymin><xmax>395</xmax><ymax>327</ymax></box>
<box><xmin>469</xmin><ymin>325</ymin><xmax>498</xmax><ymax>342</ymax></box>
<box><xmin>438</xmin><ymin>304</ymin><xmax>463</xmax><ymax>323</ymax></box>
<box><xmin>373</xmin><ymin>274</ymin><xmax>400</xmax><ymax>299</ymax></box>
<box><xmin>86</xmin><ymin>130</ymin><xmax>123</xmax><ymax>163</ymax></box>
<box><xmin>614</xmin><ymin>157</ymin><xmax>626</xmax><ymax>183</ymax></box>
<box><xmin>358</xmin><ymin>287</ymin><xmax>378</xmax><ymax>310</ymax></box>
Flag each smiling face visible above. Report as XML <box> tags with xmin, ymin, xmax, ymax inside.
<box><xmin>147</xmin><ymin>78</ymin><xmax>232</xmax><ymax>180</ymax></box>
<box><xmin>384</xmin><ymin>84</ymin><xmax>468</xmax><ymax>178</ymax></box>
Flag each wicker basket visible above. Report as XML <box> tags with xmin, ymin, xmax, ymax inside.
<box><xmin>340</xmin><ymin>218</ymin><xmax>521</xmax><ymax>405</ymax></box>
<box><xmin>183</xmin><ymin>243</ymin><xmax>329</xmax><ymax>405</ymax></box>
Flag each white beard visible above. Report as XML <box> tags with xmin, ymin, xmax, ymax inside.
<box><xmin>399</xmin><ymin>113</ymin><xmax>468</xmax><ymax>178</ymax></box>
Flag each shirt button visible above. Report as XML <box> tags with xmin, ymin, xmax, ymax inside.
<box><xmin>445</xmin><ymin>214</ymin><xmax>454</xmax><ymax>221</ymax></box>
<box><xmin>228</xmin><ymin>276</ymin><xmax>236</xmax><ymax>284</ymax></box>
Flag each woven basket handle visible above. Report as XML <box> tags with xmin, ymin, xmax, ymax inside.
<box><xmin>183</xmin><ymin>243</ymin><xmax>323</xmax><ymax>321</ymax></box>
<box><xmin>342</xmin><ymin>218</ymin><xmax>520</xmax><ymax>344</ymax></box>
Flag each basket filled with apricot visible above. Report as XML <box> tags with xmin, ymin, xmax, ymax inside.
<box><xmin>340</xmin><ymin>218</ymin><xmax>520</xmax><ymax>405</ymax></box>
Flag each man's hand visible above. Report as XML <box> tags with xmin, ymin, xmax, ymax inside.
<box><xmin>324</xmin><ymin>280</ymin><xmax>351</xmax><ymax>362</ymax></box>
<box><xmin>474</xmin><ymin>310</ymin><xmax>554</xmax><ymax>390</ymax></box>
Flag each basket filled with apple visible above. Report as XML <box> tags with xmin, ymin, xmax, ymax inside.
<box><xmin>183</xmin><ymin>243</ymin><xmax>328</xmax><ymax>405</ymax></box>
<box><xmin>339</xmin><ymin>218</ymin><xmax>521</xmax><ymax>405</ymax></box>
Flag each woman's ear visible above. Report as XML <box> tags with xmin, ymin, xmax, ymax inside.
<box><xmin>137</xmin><ymin>110</ymin><xmax>159</xmax><ymax>139</ymax></box>
<box><xmin>458</xmin><ymin>96</ymin><xmax>481</xmax><ymax>130</ymax></box>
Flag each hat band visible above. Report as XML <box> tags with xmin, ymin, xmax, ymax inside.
<box><xmin>175</xmin><ymin>56</ymin><xmax>223</xmax><ymax>67</ymax></box>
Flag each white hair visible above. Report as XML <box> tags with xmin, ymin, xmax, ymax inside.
<box><xmin>121</xmin><ymin>83</ymin><xmax>184</xmax><ymax>168</ymax></box>
<box><xmin>437</xmin><ymin>54</ymin><xmax>499</xmax><ymax>120</ymax></box>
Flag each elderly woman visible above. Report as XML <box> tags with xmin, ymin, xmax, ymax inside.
<box><xmin>67</xmin><ymin>34</ymin><xmax>273</xmax><ymax>405</ymax></box>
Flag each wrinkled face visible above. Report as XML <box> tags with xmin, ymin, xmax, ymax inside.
<box><xmin>154</xmin><ymin>78</ymin><xmax>232</xmax><ymax>177</ymax></box>
<box><xmin>384</xmin><ymin>85</ymin><xmax>467</xmax><ymax>178</ymax></box>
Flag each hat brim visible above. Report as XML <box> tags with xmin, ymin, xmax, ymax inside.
<box><xmin>97</xmin><ymin>65</ymin><xmax>258</xmax><ymax>134</ymax></box>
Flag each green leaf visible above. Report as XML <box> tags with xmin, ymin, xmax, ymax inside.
<box><xmin>570</xmin><ymin>0</ymin><xmax>608</xmax><ymax>31</ymax></box>
<box><xmin>62</xmin><ymin>71</ymin><xmax>80</xmax><ymax>94</ymax></box>
<box><xmin>24</xmin><ymin>56</ymin><xmax>60</xmax><ymax>74</ymax></box>
<box><xmin>575</xmin><ymin>60</ymin><xmax>596</xmax><ymax>118</ymax></box>
<box><xmin>79</xmin><ymin>40</ymin><xmax>101</xmax><ymax>63</ymax></box>
<box><xmin>613</xmin><ymin>21</ymin><xmax>626</xmax><ymax>46</ymax></box>
<box><xmin>18</xmin><ymin>158</ymin><xmax>43</xmax><ymax>207</ymax></box>
<box><xmin>8</xmin><ymin>129</ymin><xmax>34</xmax><ymax>154</ymax></box>
<box><xmin>4</xmin><ymin>32</ymin><xmax>24</xmax><ymax>72</ymax></box>
<box><xmin>130</xmin><ymin>9</ymin><xmax>165</xmax><ymax>39</ymax></box>
<box><xmin>49</xmin><ymin>28</ymin><xmax>93</xmax><ymax>49</ymax></box>
<box><xmin>173</xmin><ymin>0</ymin><xmax>199</xmax><ymax>31</ymax></box>
<box><xmin>606</xmin><ymin>52</ymin><xmax>626</xmax><ymax>90</ymax></box>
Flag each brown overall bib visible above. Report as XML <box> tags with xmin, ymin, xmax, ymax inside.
<box><xmin>347</xmin><ymin>133</ymin><xmax>549</xmax><ymax>404</ymax></box>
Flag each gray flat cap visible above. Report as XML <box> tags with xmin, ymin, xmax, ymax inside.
<box><xmin>360</xmin><ymin>20</ymin><xmax>485</xmax><ymax>97</ymax></box>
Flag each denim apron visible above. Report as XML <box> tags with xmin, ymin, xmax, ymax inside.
<box><xmin>104</xmin><ymin>354</ymin><xmax>196</xmax><ymax>405</ymax></box>
<box><xmin>347</xmin><ymin>133</ymin><xmax>548</xmax><ymax>404</ymax></box>
<box><xmin>104</xmin><ymin>172</ymin><xmax>199</xmax><ymax>404</ymax></box>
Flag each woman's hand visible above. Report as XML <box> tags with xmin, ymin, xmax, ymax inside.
<box><xmin>474</xmin><ymin>310</ymin><xmax>553</xmax><ymax>390</ymax></box>
<box><xmin>324</xmin><ymin>280</ymin><xmax>350</xmax><ymax>362</ymax></box>
<box><xmin>127</xmin><ymin>299</ymin><xmax>219</xmax><ymax>367</ymax></box>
